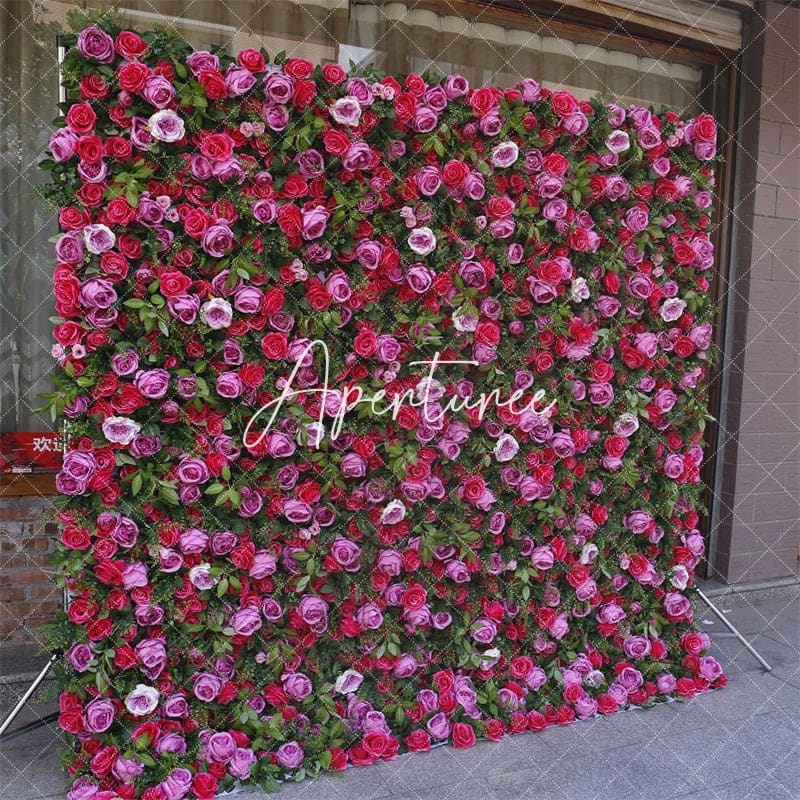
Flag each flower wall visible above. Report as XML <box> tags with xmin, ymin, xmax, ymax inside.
<box><xmin>43</xmin><ymin>16</ymin><xmax>725</xmax><ymax>800</ymax></box>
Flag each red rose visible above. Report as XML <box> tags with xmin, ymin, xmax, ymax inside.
<box><xmin>183</xmin><ymin>208</ymin><xmax>211</xmax><ymax>239</ymax></box>
<box><xmin>322</xmin><ymin>63</ymin><xmax>347</xmax><ymax>84</ymax></box>
<box><xmin>510</xmin><ymin>656</ymin><xmax>534</xmax><ymax>679</ymax></box>
<box><xmin>674</xmin><ymin>336</ymin><xmax>695</xmax><ymax>358</ymax></box>
<box><xmin>442</xmin><ymin>159</ymin><xmax>469</xmax><ymax>187</ymax></box>
<box><xmin>463</xmin><ymin>475</ymin><xmax>486</xmax><ymax>503</ymax></box>
<box><xmin>452</xmin><ymin>722</ymin><xmax>476</xmax><ymax>749</ymax></box>
<box><xmin>402</xmin><ymin>583</ymin><xmax>427</xmax><ymax>610</ymax></box>
<box><xmin>349</xmin><ymin>330</ymin><xmax>377</xmax><ymax>359</ymax></box>
<box><xmin>535</xmin><ymin>607</ymin><xmax>557</xmax><ymax>629</ymax></box>
<box><xmin>538</xmin><ymin>260</ymin><xmax>564</xmax><ymax>284</ymax></box>
<box><xmin>542</xmin><ymin>152</ymin><xmax>569</xmax><ymax>176</ymax></box>
<box><xmin>261</xmin><ymin>286</ymin><xmax>285</xmax><ymax>315</ymax></box>
<box><xmin>680</xmin><ymin>632</ymin><xmax>705</xmax><ymax>655</ymax></box>
<box><xmin>65</xmin><ymin>103</ymin><xmax>96</xmax><ymax>134</ymax></box>
<box><xmin>61</xmin><ymin>526</ymin><xmax>90</xmax><ymax>550</ymax></box>
<box><xmin>67</xmin><ymin>599</ymin><xmax>98</xmax><ymax>624</ymax></box>
<box><xmin>284</xmin><ymin>58</ymin><xmax>314</xmax><ymax>79</ymax></box>
<box><xmin>261</xmin><ymin>332</ymin><xmax>289</xmax><ymax>360</ymax></box>
<box><xmin>59</xmin><ymin>709</ymin><xmax>84</xmax><ymax>734</ymax></box>
<box><xmin>693</xmin><ymin>112</ymin><xmax>717</xmax><ymax>143</ymax></box>
<box><xmin>240</xmin><ymin>363</ymin><xmax>265</xmax><ymax>387</ymax></box>
<box><xmin>403</xmin><ymin>729</ymin><xmax>431</xmax><ymax>751</ymax></box>
<box><xmin>114</xmin><ymin>645</ymin><xmax>137</xmax><ymax>669</ymax></box>
<box><xmin>322</xmin><ymin>128</ymin><xmax>351</xmax><ymax>155</ymax></box>
<box><xmin>628</xmin><ymin>553</ymin><xmax>651</xmax><ymax>579</ymax></box>
<box><xmin>433</xmin><ymin>669</ymin><xmax>455</xmax><ymax>693</ymax></box>
<box><xmin>469</xmin><ymin>87</ymin><xmax>498</xmax><ymax>117</ymax></box>
<box><xmin>527</xmin><ymin>711</ymin><xmax>547</xmax><ymax>730</ymax></box>
<box><xmin>306</xmin><ymin>282</ymin><xmax>331</xmax><ymax>311</ymax></box>
<box><xmin>394</xmin><ymin>93</ymin><xmax>417</xmax><ymax>124</ymax></box>
<box><xmin>80</xmin><ymin>74</ymin><xmax>109</xmax><ymax>100</ymax></box>
<box><xmin>438</xmin><ymin>691</ymin><xmax>457</xmax><ymax>714</ymax></box>
<box><xmin>362</xmin><ymin>730</ymin><xmax>390</xmax><ymax>758</ymax></box>
<box><xmin>282</xmin><ymin>174</ymin><xmax>308</xmax><ymax>198</ymax></box>
<box><xmin>201</xmin><ymin>133</ymin><xmax>234</xmax><ymax>162</ymax></box>
<box><xmin>191</xmin><ymin>772</ymin><xmax>218</xmax><ymax>800</ymax></box>
<box><xmin>329</xmin><ymin>746</ymin><xmax>348</xmax><ymax>769</ymax></box>
<box><xmin>115</xmin><ymin>31</ymin><xmax>148</xmax><ymax>60</ymax></box>
<box><xmin>567</xmin><ymin>228</ymin><xmax>590</xmax><ymax>252</ymax></box>
<box><xmin>86</xmin><ymin>618</ymin><xmax>113</xmax><ymax>641</ymax></box>
<box><xmin>396</xmin><ymin>405</ymin><xmax>419</xmax><ymax>431</ymax></box>
<box><xmin>676</xmin><ymin>236</ymin><xmax>699</xmax><ymax>266</ymax></box>
<box><xmin>597</xmin><ymin>694</ymin><xmax>619</xmax><ymax>715</ymax></box>
<box><xmin>535</xmin><ymin>352</ymin><xmax>554</xmax><ymax>373</ymax></box>
<box><xmin>676</xmin><ymin>677</ymin><xmax>696</xmax><ymax>697</ymax></box>
<box><xmin>105</xmin><ymin>197</ymin><xmax>136</xmax><ymax>226</ymax></box>
<box><xmin>90</xmin><ymin>745</ymin><xmax>117</xmax><ymax>777</ymax></box>
<box><xmin>276</xmin><ymin>204</ymin><xmax>303</xmax><ymax>238</ymax></box>
<box><xmin>159</xmin><ymin>270</ymin><xmax>192</xmax><ymax>297</ymax></box>
<box><xmin>605</xmin><ymin>435</ymin><xmax>628</xmax><ymax>458</ymax></box>
<box><xmin>117</xmin><ymin>61</ymin><xmax>151</xmax><ymax>93</ymax></box>
<box><xmin>199</xmin><ymin>69</ymin><xmax>227</xmax><ymax>100</ymax></box>
<box><xmin>551</xmin><ymin>90</ymin><xmax>578</xmax><ymax>118</ymax></box>
<box><xmin>485</xmin><ymin>195</ymin><xmax>515</xmax><ymax>219</ymax></box>
<box><xmin>292</xmin><ymin>79</ymin><xmax>317</xmax><ymax>110</ymax></box>
<box><xmin>74</xmin><ymin>134</ymin><xmax>104</xmax><ymax>162</ymax></box>
<box><xmin>484</xmin><ymin>718</ymin><xmax>506</xmax><ymax>741</ymax></box>
<box><xmin>237</xmin><ymin>48</ymin><xmax>266</xmax><ymax>73</ymax></box>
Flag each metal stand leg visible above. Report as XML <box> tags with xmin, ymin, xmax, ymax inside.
<box><xmin>0</xmin><ymin>653</ymin><xmax>58</xmax><ymax>740</ymax></box>
<box><xmin>697</xmin><ymin>589</ymin><xmax>772</xmax><ymax>672</ymax></box>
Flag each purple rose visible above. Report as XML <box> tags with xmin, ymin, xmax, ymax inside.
<box><xmin>329</xmin><ymin>538</ymin><xmax>362</xmax><ymax>571</ymax></box>
<box><xmin>186</xmin><ymin>50</ymin><xmax>220</xmax><ymax>76</ymax></box>
<box><xmin>177</xmin><ymin>457</ymin><xmax>210</xmax><ymax>485</ymax></box>
<box><xmin>275</xmin><ymin>741</ymin><xmax>304</xmax><ymax>769</ymax></box>
<box><xmin>147</xmin><ymin>109</ymin><xmax>185</xmax><ymax>143</ymax></box>
<box><xmin>298</xmin><ymin>595</ymin><xmax>328</xmax><ymax>632</ymax></box>
<box><xmin>231</xmin><ymin>606</ymin><xmax>262</xmax><ymax>636</ymax></box>
<box><xmin>84</xmin><ymin>698</ymin><xmax>115</xmax><ymax>732</ymax></box>
<box><xmin>202</xmin><ymin>224</ymin><xmax>234</xmax><ymax>257</ymax></box>
<box><xmin>124</xmin><ymin>684</ymin><xmax>160</xmax><ymax>716</ymax></box>
<box><xmin>207</xmin><ymin>731</ymin><xmax>237</xmax><ymax>763</ymax></box>
<box><xmin>330</xmin><ymin>95</ymin><xmax>361</xmax><ymax>126</ymax></box>
<box><xmin>134</xmin><ymin>368</ymin><xmax>170</xmax><ymax>399</ymax></box>
<box><xmin>193</xmin><ymin>672</ymin><xmax>222</xmax><ymax>702</ymax></box>
<box><xmin>282</xmin><ymin>672</ymin><xmax>313</xmax><ymax>701</ymax></box>
<box><xmin>301</xmin><ymin>205</ymin><xmax>329</xmax><ymax>240</ymax></box>
<box><xmin>356</xmin><ymin>602</ymin><xmax>383</xmax><ymax>630</ymax></box>
<box><xmin>77</xmin><ymin>26</ymin><xmax>115</xmax><ymax>62</ymax></box>
<box><xmin>49</xmin><ymin>128</ymin><xmax>78</xmax><ymax>162</ymax></box>
<box><xmin>143</xmin><ymin>76</ymin><xmax>176</xmax><ymax>109</ymax></box>
<box><xmin>102</xmin><ymin>416</ymin><xmax>140</xmax><ymax>445</ymax></box>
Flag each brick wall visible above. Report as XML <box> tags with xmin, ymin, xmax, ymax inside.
<box><xmin>712</xmin><ymin>1</ymin><xmax>800</xmax><ymax>584</ymax></box>
<box><xmin>0</xmin><ymin>496</ymin><xmax>62</xmax><ymax>646</ymax></box>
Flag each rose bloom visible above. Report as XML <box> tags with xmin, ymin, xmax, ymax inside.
<box><xmin>330</xmin><ymin>95</ymin><xmax>362</xmax><ymax>126</ymax></box>
<box><xmin>124</xmin><ymin>684</ymin><xmax>159</xmax><ymax>716</ymax></box>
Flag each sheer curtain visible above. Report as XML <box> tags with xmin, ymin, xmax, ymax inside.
<box><xmin>347</xmin><ymin>1</ymin><xmax>703</xmax><ymax>110</ymax></box>
<box><xmin>0</xmin><ymin>2</ymin><xmax>62</xmax><ymax>433</ymax></box>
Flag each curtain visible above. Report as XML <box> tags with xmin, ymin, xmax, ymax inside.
<box><xmin>347</xmin><ymin>1</ymin><xmax>703</xmax><ymax>110</ymax></box>
<box><xmin>0</xmin><ymin>1</ymin><xmax>62</xmax><ymax>433</ymax></box>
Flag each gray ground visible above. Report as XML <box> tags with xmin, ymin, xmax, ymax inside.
<box><xmin>1</xmin><ymin>584</ymin><xmax>797</xmax><ymax>800</ymax></box>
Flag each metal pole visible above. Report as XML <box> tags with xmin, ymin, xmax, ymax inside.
<box><xmin>0</xmin><ymin>654</ymin><xmax>57</xmax><ymax>739</ymax></box>
<box><xmin>697</xmin><ymin>589</ymin><xmax>772</xmax><ymax>672</ymax></box>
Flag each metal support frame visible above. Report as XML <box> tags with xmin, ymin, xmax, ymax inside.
<box><xmin>697</xmin><ymin>589</ymin><xmax>772</xmax><ymax>672</ymax></box>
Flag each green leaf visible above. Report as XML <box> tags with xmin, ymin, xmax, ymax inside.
<box><xmin>131</xmin><ymin>473</ymin><xmax>143</xmax><ymax>496</ymax></box>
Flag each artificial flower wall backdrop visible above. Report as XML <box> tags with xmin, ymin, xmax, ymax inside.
<box><xmin>42</xmin><ymin>14</ymin><xmax>725</xmax><ymax>800</ymax></box>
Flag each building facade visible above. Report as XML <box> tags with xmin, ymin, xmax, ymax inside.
<box><xmin>1</xmin><ymin>0</ymin><xmax>798</xmax><ymax>647</ymax></box>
